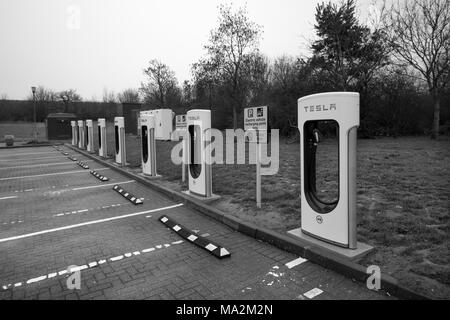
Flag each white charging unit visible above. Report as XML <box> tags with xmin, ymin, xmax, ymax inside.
<box><xmin>186</xmin><ymin>110</ymin><xmax>212</xmax><ymax>198</ymax></box>
<box><xmin>78</xmin><ymin>120</ymin><xmax>86</xmax><ymax>149</ymax></box>
<box><xmin>71</xmin><ymin>121</ymin><xmax>78</xmax><ymax>146</ymax></box>
<box><xmin>148</xmin><ymin>109</ymin><xmax>174</xmax><ymax>141</ymax></box>
<box><xmin>86</xmin><ymin>120</ymin><xmax>94</xmax><ymax>153</ymax></box>
<box><xmin>290</xmin><ymin>92</ymin><xmax>359</xmax><ymax>249</ymax></box>
<box><xmin>114</xmin><ymin>117</ymin><xmax>126</xmax><ymax>165</ymax></box>
<box><xmin>141</xmin><ymin>113</ymin><xmax>157</xmax><ymax>177</ymax></box>
<box><xmin>98</xmin><ymin>118</ymin><xmax>107</xmax><ymax>158</ymax></box>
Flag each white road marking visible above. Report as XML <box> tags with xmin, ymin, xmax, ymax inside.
<box><xmin>304</xmin><ymin>288</ymin><xmax>323</xmax><ymax>299</ymax></box>
<box><xmin>0</xmin><ymin>156</ymin><xmax>67</xmax><ymax>162</ymax></box>
<box><xmin>285</xmin><ymin>257</ymin><xmax>308</xmax><ymax>269</ymax></box>
<box><xmin>53</xmin><ymin>203</ymin><xmax>129</xmax><ymax>217</ymax></box>
<box><xmin>0</xmin><ymin>151</ymin><xmax>58</xmax><ymax>158</ymax></box>
<box><xmin>0</xmin><ymin>196</ymin><xmax>18</xmax><ymax>201</ymax></box>
<box><xmin>0</xmin><ymin>168</ymin><xmax>109</xmax><ymax>181</ymax></box>
<box><xmin>0</xmin><ymin>160</ymin><xmax>93</xmax><ymax>170</ymax></box>
<box><xmin>110</xmin><ymin>255</ymin><xmax>124</xmax><ymax>262</ymax></box>
<box><xmin>0</xmin><ymin>204</ymin><xmax>184</xmax><ymax>244</ymax></box>
<box><xmin>71</xmin><ymin>180</ymin><xmax>134</xmax><ymax>191</ymax></box>
<box><xmin>1</xmin><ymin>240</ymin><xmax>185</xmax><ymax>291</ymax></box>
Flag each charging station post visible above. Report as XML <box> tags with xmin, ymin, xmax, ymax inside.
<box><xmin>173</xmin><ymin>115</ymin><xmax>187</xmax><ymax>182</ymax></box>
<box><xmin>288</xmin><ymin>92</ymin><xmax>373</xmax><ymax>260</ymax></box>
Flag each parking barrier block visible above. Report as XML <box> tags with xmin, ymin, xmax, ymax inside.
<box><xmin>90</xmin><ymin>170</ymin><xmax>109</xmax><ymax>182</ymax></box>
<box><xmin>76</xmin><ymin>161</ymin><xmax>90</xmax><ymax>169</ymax></box>
<box><xmin>113</xmin><ymin>185</ymin><xmax>143</xmax><ymax>205</ymax></box>
<box><xmin>159</xmin><ymin>215</ymin><xmax>231</xmax><ymax>259</ymax></box>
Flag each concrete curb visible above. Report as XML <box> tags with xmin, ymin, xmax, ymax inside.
<box><xmin>65</xmin><ymin>143</ymin><xmax>431</xmax><ymax>300</ymax></box>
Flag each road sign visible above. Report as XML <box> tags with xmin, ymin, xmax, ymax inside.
<box><xmin>176</xmin><ymin>115</ymin><xmax>187</xmax><ymax>130</ymax></box>
<box><xmin>244</xmin><ymin>106</ymin><xmax>268</xmax><ymax>144</ymax></box>
<box><xmin>244</xmin><ymin>106</ymin><xmax>268</xmax><ymax>209</ymax></box>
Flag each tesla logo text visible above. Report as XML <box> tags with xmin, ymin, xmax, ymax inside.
<box><xmin>304</xmin><ymin>104</ymin><xmax>337</xmax><ymax>112</ymax></box>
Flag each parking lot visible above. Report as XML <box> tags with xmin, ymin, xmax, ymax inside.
<box><xmin>0</xmin><ymin>145</ymin><xmax>390</xmax><ymax>300</ymax></box>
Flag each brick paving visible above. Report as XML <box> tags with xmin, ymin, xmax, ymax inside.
<box><xmin>0</xmin><ymin>146</ymin><xmax>393</xmax><ymax>300</ymax></box>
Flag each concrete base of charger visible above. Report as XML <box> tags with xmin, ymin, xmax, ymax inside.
<box><xmin>287</xmin><ymin>228</ymin><xmax>374</xmax><ymax>261</ymax></box>
<box><xmin>138</xmin><ymin>173</ymin><xmax>162</xmax><ymax>180</ymax></box>
<box><xmin>182</xmin><ymin>190</ymin><xmax>221</xmax><ymax>203</ymax></box>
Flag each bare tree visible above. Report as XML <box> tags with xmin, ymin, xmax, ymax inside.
<box><xmin>118</xmin><ymin>88</ymin><xmax>141</xmax><ymax>104</ymax></box>
<box><xmin>140</xmin><ymin>59</ymin><xmax>178</xmax><ymax>109</ymax></box>
<box><xmin>27</xmin><ymin>86</ymin><xmax>58</xmax><ymax>102</ymax></box>
<box><xmin>102</xmin><ymin>88</ymin><xmax>117</xmax><ymax>103</ymax></box>
<box><xmin>0</xmin><ymin>93</ymin><xmax>7</xmax><ymax>100</ymax></box>
<box><xmin>201</xmin><ymin>4</ymin><xmax>262</xmax><ymax>129</ymax></box>
<box><xmin>383</xmin><ymin>0</ymin><xmax>450</xmax><ymax>139</ymax></box>
<box><xmin>58</xmin><ymin>89</ymin><xmax>82</xmax><ymax>102</ymax></box>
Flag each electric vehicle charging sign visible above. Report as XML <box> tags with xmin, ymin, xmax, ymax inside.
<box><xmin>176</xmin><ymin>115</ymin><xmax>187</xmax><ymax>130</ymax></box>
<box><xmin>244</xmin><ymin>106</ymin><xmax>268</xmax><ymax>144</ymax></box>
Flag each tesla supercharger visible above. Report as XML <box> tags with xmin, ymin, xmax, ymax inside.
<box><xmin>98</xmin><ymin>118</ymin><xmax>107</xmax><ymax>158</ymax></box>
<box><xmin>71</xmin><ymin>121</ymin><xmax>78</xmax><ymax>146</ymax></box>
<box><xmin>186</xmin><ymin>110</ymin><xmax>212</xmax><ymax>198</ymax></box>
<box><xmin>114</xmin><ymin>117</ymin><xmax>126</xmax><ymax>165</ymax></box>
<box><xmin>78</xmin><ymin>120</ymin><xmax>86</xmax><ymax>149</ymax></box>
<box><xmin>290</xmin><ymin>92</ymin><xmax>359</xmax><ymax>249</ymax></box>
<box><xmin>141</xmin><ymin>114</ymin><xmax>157</xmax><ymax>177</ymax></box>
<box><xmin>86</xmin><ymin>120</ymin><xmax>94</xmax><ymax>153</ymax></box>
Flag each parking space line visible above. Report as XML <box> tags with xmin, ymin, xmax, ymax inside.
<box><xmin>0</xmin><ymin>203</ymin><xmax>184</xmax><ymax>244</ymax></box>
<box><xmin>0</xmin><ymin>160</ymin><xmax>94</xmax><ymax>170</ymax></box>
<box><xmin>1</xmin><ymin>240</ymin><xmax>185</xmax><ymax>291</ymax></box>
<box><xmin>0</xmin><ymin>156</ymin><xmax>67</xmax><ymax>162</ymax></box>
<box><xmin>0</xmin><ymin>168</ymin><xmax>110</xmax><ymax>181</ymax></box>
<box><xmin>0</xmin><ymin>151</ymin><xmax>58</xmax><ymax>158</ymax></box>
<box><xmin>303</xmin><ymin>288</ymin><xmax>324</xmax><ymax>299</ymax></box>
<box><xmin>285</xmin><ymin>257</ymin><xmax>308</xmax><ymax>269</ymax></box>
<box><xmin>72</xmin><ymin>180</ymin><xmax>134</xmax><ymax>191</ymax></box>
<box><xmin>0</xmin><ymin>196</ymin><xmax>18</xmax><ymax>201</ymax></box>
<box><xmin>52</xmin><ymin>203</ymin><xmax>130</xmax><ymax>217</ymax></box>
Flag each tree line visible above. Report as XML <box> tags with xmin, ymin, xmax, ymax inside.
<box><xmin>1</xmin><ymin>0</ymin><xmax>448</xmax><ymax>138</ymax></box>
<box><xmin>139</xmin><ymin>0</ymin><xmax>450</xmax><ymax>138</ymax></box>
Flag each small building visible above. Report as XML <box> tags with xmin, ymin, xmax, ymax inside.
<box><xmin>46</xmin><ymin>113</ymin><xmax>77</xmax><ymax>140</ymax></box>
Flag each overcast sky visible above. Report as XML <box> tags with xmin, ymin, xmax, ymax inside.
<box><xmin>0</xmin><ymin>0</ymin><xmax>373</xmax><ymax>100</ymax></box>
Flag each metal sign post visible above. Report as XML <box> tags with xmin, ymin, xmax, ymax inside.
<box><xmin>244</xmin><ymin>106</ymin><xmax>268</xmax><ymax>209</ymax></box>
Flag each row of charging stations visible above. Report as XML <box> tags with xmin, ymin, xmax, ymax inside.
<box><xmin>72</xmin><ymin>118</ymin><xmax>126</xmax><ymax>166</ymax></box>
<box><xmin>70</xmin><ymin>93</ymin><xmax>366</xmax><ymax>254</ymax></box>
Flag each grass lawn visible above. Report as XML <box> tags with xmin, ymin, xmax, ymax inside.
<box><xmin>0</xmin><ymin>122</ymin><xmax>47</xmax><ymax>142</ymax></box>
<box><xmin>82</xmin><ymin>123</ymin><xmax>450</xmax><ymax>298</ymax></box>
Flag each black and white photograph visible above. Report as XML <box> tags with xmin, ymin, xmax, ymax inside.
<box><xmin>0</xmin><ymin>0</ymin><xmax>449</xmax><ymax>306</ymax></box>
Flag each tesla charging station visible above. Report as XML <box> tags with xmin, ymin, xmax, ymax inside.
<box><xmin>141</xmin><ymin>113</ymin><xmax>157</xmax><ymax>177</ymax></box>
<box><xmin>98</xmin><ymin>118</ymin><xmax>107</xmax><ymax>158</ymax></box>
<box><xmin>114</xmin><ymin>117</ymin><xmax>126</xmax><ymax>165</ymax></box>
<box><xmin>172</xmin><ymin>115</ymin><xmax>188</xmax><ymax>182</ymax></box>
<box><xmin>71</xmin><ymin>121</ymin><xmax>78</xmax><ymax>146</ymax></box>
<box><xmin>78</xmin><ymin>120</ymin><xmax>86</xmax><ymax>149</ymax></box>
<box><xmin>288</xmin><ymin>92</ymin><xmax>372</xmax><ymax>258</ymax></box>
<box><xmin>184</xmin><ymin>110</ymin><xmax>217</xmax><ymax>199</ymax></box>
<box><xmin>86</xmin><ymin>120</ymin><xmax>94</xmax><ymax>153</ymax></box>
